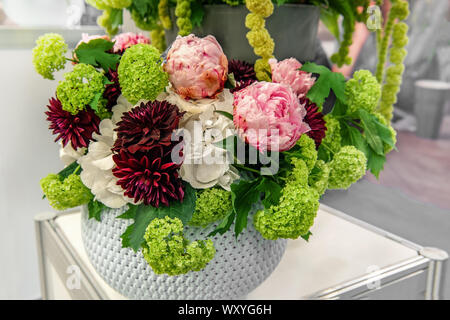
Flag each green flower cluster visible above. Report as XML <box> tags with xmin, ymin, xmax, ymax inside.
<box><xmin>158</xmin><ymin>0</ymin><xmax>172</xmax><ymax>30</ymax></box>
<box><xmin>345</xmin><ymin>70</ymin><xmax>381</xmax><ymax>114</ymax></box>
<box><xmin>150</xmin><ymin>25</ymin><xmax>167</xmax><ymax>53</ymax></box>
<box><xmin>86</xmin><ymin>0</ymin><xmax>130</xmax><ymax>9</ymax></box>
<box><xmin>328</xmin><ymin>146</ymin><xmax>367</xmax><ymax>190</ymax></box>
<box><xmin>56</xmin><ymin>63</ymin><xmax>105</xmax><ymax>115</ymax></box>
<box><xmin>254</xmin><ymin>158</ymin><xmax>320</xmax><ymax>240</ymax></box>
<box><xmin>97</xmin><ymin>8</ymin><xmax>119</xmax><ymax>35</ymax></box>
<box><xmin>308</xmin><ymin>160</ymin><xmax>330</xmax><ymax>196</ymax></box>
<box><xmin>32</xmin><ymin>33</ymin><xmax>67</xmax><ymax>80</ymax></box>
<box><xmin>322</xmin><ymin>114</ymin><xmax>342</xmax><ymax>156</ymax></box>
<box><xmin>131</xmin><ymin>9</ymin><xmax>158</xmax><ymax>31</ymax></box>
<box><xmin>375</xmin><ymin>0</ymin><xmax>410</xmax><ymax>122</ymax></box>
<box><xmin>379</xmin><ymin>22</ymin><xmax>409</xmax><ymax>122</ymax></box>
<box><xmin>189</xmin><ymin>188</ymin><xmax>232</xmax><ymax>227</ymax></box>
<box><xmin>330</xmin><ymin>17</ymin><xmax>354</xmax><ymax>67</ymax></box>
<box><xmin>175</xmin><ymin>0</ymin><xmax>192</xmax><ymax>36</ymax></box>
<box><xmin>245</xmin><ymin>0</ymin><xmax>274</xmax><ymax>81</ymax></box>
<box><xmin>118</xmin><ymin>44</ymin><xmax>168</xmax><ymax>104</ymax></box>
<box><xmin>40</xmin><ymin>173</ymin><xmax>93</xmax><ymax>210</ymax></box>
<box><xmin>296</xmin><ymin>134</ymin><xmax>318</xmax><ymax>171</ymax></box>
<box><xmin>143</xmin><ymin>216</ymin><xmax>216</xmax><ymax>276</ymax></box>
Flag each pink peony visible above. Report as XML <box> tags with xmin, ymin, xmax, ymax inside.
<box><xmin>112</xmin><ymin>32</ymin><xmax>150</xmax><ymax>54</ymax></box>
<box><xmin>76</xmin><ymin>33</ymin><xmax>110</xmax><ymax>49</ymax></box>
<box><xmin>269</xmin><ymin>58</ymin><xmax>316</xmax><ymax>98</ymax></box>
<box><xmin>233</xmin><ymin>82</ymin><xmax>310</xmax><ymax>152</ymax></box>
<box><xmin>165</xmin><ymin>34</ymin><xmax>228</xmax><ymax>100</ymax></box>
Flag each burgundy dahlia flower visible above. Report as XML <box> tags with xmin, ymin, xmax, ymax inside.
<box><xmin>113</xmin><ymin>100</ymin><xmax>184</xmax><ymax>154</ymax></box>
<box><xmin>112</xmin><ymin>147</ymin><xmax>184</xmax><ymax>207</ymax></box>
<box><xmin>300</xmin><ymin>97</ymin><xmax>326</xmax><ymax>148</ymax></box>
<box><xmin>103</xmin><ymin>68</ymin><xmax>121</xmax><ymax>110</ymax></box>
<box><xmin>228</xmin><ymin>59</ymin><xmax>257</xmax><ymax>93</ymax></box>
<box><xmin>45</xmin><ymin>97</ymin><xmax>100</xmax><ymax>150</ymax></box>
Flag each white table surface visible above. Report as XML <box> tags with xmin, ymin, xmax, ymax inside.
<box><xmin>54</xmin><ymin>205</ymin><xmax>419</xmax><ymax>299</ymax></box>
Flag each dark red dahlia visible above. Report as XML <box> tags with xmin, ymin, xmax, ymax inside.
<box><xmin>113</xmin><ymin>100</ymin><xmax>184</xmax><ymax>154</ymax></box>
<box><xmin>300</xmin><ymin>97</ymin><xmax>327</xmax><ymax>148</ymax></box>
<box><xmin>112</xmin><ymin>147</ymin><xmax>184</xmax><ymax>207</ymax></box>
<box><xmin>228</xmin><ymin>59</ymin><xmax>257</xmax><ymax>93</ymax></box>
<box><xmin>103</xmin><ymin>68</ymin><xmax>121</xmax><ymax>110</ymax></box>
<box><xmin>45</xmin><ymin>97</ymin><xmax>100</xmax><ymax>150</ymax></box>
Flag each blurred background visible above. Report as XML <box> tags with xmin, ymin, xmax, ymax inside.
<box><xmin>0</xmin><ymin>0</ymin><xmax>449</xmax><ymax>299</ymax></box>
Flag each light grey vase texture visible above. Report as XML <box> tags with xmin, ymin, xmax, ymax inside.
<box><xmin>81</xmin><ymin>205</ymin><xmax>288</xmax><ymax>299</ymax></box>
<box><xmin>165</xmin><ymin>4</ymin><xmax>320</xmax><ymax>62</ymax></box>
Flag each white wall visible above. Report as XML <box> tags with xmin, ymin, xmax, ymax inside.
<box><xmin>0</xmin><ymin>49</ymin><xmax>64</xmax><ymax>299</ymax></box>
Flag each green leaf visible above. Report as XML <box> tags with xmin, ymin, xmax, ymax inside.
<box><xmin>120</xmin><ymin>183</ymin><xmax>197</xmax><ymax>251</ymax></box>
<box><xmin>57</xmin><ymin>161</ymin><xmax>80</xmax><ymax>180</ymax></box>
<box><xmin>330</xmin><ymin>99</ymin><xmax>348</xmax><ymax>117</ymax></box>
<box><xmin>87</xmin><ymin>200</ymin><xmax>106</xmax><ymax>222</ymax></box>
<box><xmin>208</xmin><ymin>210</ymin><xmax>236</xmax><ymax>237</ymax></box>
<box><xmin>373</xmin><ymin>117</ymin><xmax>396</xmax><ymax>150</ymax></box>
<box><xmin>132</xmin><ymin>0</ymin><xmax>148</xmax><ymax>17</ymax></box>
<box><xmin>358</xmin><ymin>109</ymin><xmax>384</xmax><ymax>156</ymax></box>
<box><xmin>367</xmin><ymin>149</ymin><xmax>386</xmax><ymax>178</ymax></box>
<box><xmin>231</xmin><ymin>178</ymin><xmax>262</xmax><ymax>238</ymax></box>
<box><xmin>256</xmin><ymin>177</ymin><xmax>282</xmax><ymax>209</ymax></box>
<box><xmin>109</xmin><ymin>8</ymin><xmax>123</xmax><ymax>31</ymax></box>
<box><xmin>300</xmin><ymin>62</ymin><xmax>347</xmax><ymax>106</ymax></box>
<box><xmin>301</xmin><ymin>231</ymin><xmax>313</xmax><ymax>242</ymax></box>
<box><xmin>214</xmin><ymin>110</ymin><xmax>233</xmax><ymax>120</ymax></box>
<box><xmin>89</xmin><ymin>92</ymin><xmax>102</xmax><ymax>112</ymax></box>
<box><xmin>341</xmin><ymin>123</ymin><xmax>369</xmax><ymax>159</ymax></box>
<box><xmin>74</xmin><ymin>38</ymin><xmax>121</xmax><ymax>72</ymax></box>
<box><xmin>117</xmin><ymin>204</ymin><xmax>137</xmax><ymax>219</ymax></box>
<box><xmin>320</xmin><ymin>8</ymin><xmax>340</xmax><ymax>40</ymax></box>
<box><xmin>191</xmin><ymin>1</ymin><xmax>205</xmax><ymax>28</ymax></box>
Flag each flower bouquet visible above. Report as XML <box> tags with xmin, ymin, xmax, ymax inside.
<box><xmin>33</xmin><ymin>0</ymin><xmax>408</xmax><ymax>299</ymax></box>
<box><xmin>85</xmin><ymin>0</ymin><xmax>392</xmax><ymax>79</ymax></box>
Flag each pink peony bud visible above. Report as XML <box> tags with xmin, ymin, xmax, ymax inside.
<box><xmin>233</xmin><ymin>82</ymin><xmax>310</xmax><ymax>152</ymax></box>
<box><xmin>269</xmin><ymin>58</ymin><xmax>315</xmax><ymax>98</ymax></box>
<box><xmin>112</xmin><ymin>32</ymin><xmax>150</xmax><ymax>54</ymax></box>
<box><xmin>165</xmin><ymin>34</ymin><xmax>228</xmax><ymax>100</ymax></box>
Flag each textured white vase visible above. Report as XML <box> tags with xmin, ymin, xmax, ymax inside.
<box><xmin>81</xmin><ymin>205</ymin><xmax>287</xmax><ymax>299</ymax></box>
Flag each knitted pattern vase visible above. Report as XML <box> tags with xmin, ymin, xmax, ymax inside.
<box><xmin>81</xmin><ymin>205</ymin><xmax>288</xmax><ymax>299</ymax></box>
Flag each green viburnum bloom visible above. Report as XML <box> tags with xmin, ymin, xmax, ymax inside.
<box><xmin>189</xmin><ymin>188</ymin><xmax>232</xmax><ymax>227</ymax></box>
<box><xmin>175</xmin><ymin>0</ymin><xmax>192</xmax><ymax>36</ymax></box>
<box><xmin>143</xmin><ymin>216</ymin><xmax>216</xmax><ymax>276</ymax></box>
<box><xmin>246</xmin><ymin>28</ymin><xmax>275</xmax><ymax>58</ymax></box>
<box><xmin>40</xmin><ymin>173</ymin><xmax>93</xmax><ymax>211</ymax></box>
<box><xmin>296</xmin><ymin>134</ymin><xmax>318</xmax><ymax>171</ymax></box>
<box><xmin>322</xmin><ymin>114</ymin><xmax>342</xmax><ymax>155</ymax></box>
<box><xmin>118</xmin><ymin>44</ymin><xmax>168</xmax><ymax>104</ymax></box>
<box><xmin>254</xmin><ymin>158</ymin><xmax>320</xmax><ymax>240</ymax></box>
<box><xmin>246</xmin><ymin>0</ymin><xmax>274</xmax><ymax>18</ymax></box>
<box><xmin>56</xmin><ymin>63</ymin><xmax>105</xmax><ymax>115</ymax></box>
<box><xmin>32</xmin><ymin>33</ymin><xmax>68</xmax><ymax>80</ymax></box>
<box><xmin>308</xmin><ymin>160</ymin><xmax>330</xmax><ymax>196</ymax></box>
<box><xmin>328</xmin><ymin>146</ymin><xmax>367</xmax><ymax>190</ymax></box>
<box><xmin>345</xmin><ymin>70</ymin><xmax>381</xmax><ymax>114</ymax></box>
<box><xmin>245</xmin><ymin>13</ymin><xmax>265</xmax><ymax>29</ymax></box>
<box><xmin>86</xmin><ymin>0</ymin><xmax>131</xmax><ymax>9</ymax></box>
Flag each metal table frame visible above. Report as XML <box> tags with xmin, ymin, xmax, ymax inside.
<box><xmin>34</xmin><ymin>204</ymin><xmax>448</xmax><ymax>300</ymax></box>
